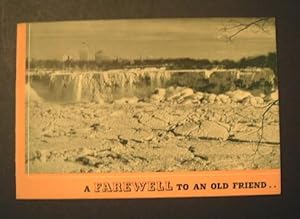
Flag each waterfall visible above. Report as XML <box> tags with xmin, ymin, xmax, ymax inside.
<box><xmin>73</xmin><ymin>74</ymin><xmax>83</xmax><ymax>101</ymax></box>
<box><xmin>28</xmin><ymin>67</ymin><xmax>274</xmax><ymax>103</ymax></box>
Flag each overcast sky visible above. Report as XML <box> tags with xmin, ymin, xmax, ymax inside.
<box><xmin>28</xmin><ymin>18</ymin><xmax>276</xmax><ymax>61</ymax></box>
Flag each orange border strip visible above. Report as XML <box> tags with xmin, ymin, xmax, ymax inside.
<box><xmin>16</xmin><ymin>23</ymin><xmax>26</xmax><ymax>198</ymax></box>
<box><xmin>16</xmin><ymin>23</ymin><xmax>281</xmax><ymax>199</ymax></box>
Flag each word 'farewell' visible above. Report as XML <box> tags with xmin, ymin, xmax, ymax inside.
<box><xmin>84</xmin><ymin>181</ymin><xmax>174</xmax><ymax>193</ymax></box>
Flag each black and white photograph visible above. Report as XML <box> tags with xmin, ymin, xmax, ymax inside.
<box><xmin>25</xmin><ymin>18</ymin><xmax>280</xmax><ymax>173</ymax></box>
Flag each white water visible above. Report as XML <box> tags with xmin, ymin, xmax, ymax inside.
<box><xmin>28</xmin><ymin>68</ymin><xmax>275</xmax><ymax>103</ymax></box>
<box><xmin>74</xmin><ymin>74</ymin><xmax>83</xmax><ymax>101</ymax></box>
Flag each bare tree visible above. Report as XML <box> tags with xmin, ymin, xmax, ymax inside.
<box><xmin>219</xmin><ymin>17</ymin><xmax>275</xmax><ymax>42</ymax></box>
<box><xmin>218</xmin><ymin>18</ymin><xmax>279</xmax><ymax>164</ymax></box>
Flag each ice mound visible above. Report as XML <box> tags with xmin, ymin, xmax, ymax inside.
<box><xmin>26</xmin><ymin>83</ymin><xmax>43</xmax><ymax>102</ymax></box>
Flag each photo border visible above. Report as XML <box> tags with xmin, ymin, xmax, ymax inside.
<box><xmin>16</xmin><ymin>22</ymin><xmax>281</xmax><ymax>199</ymax></box>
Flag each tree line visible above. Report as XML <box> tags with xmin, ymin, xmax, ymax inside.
<box><xmin>27</xmin><ymin>52</ymin><xmax>277</xmax><ymax>76</ymax></box>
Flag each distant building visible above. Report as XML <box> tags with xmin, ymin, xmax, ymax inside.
<box><xmin>79</xmin><ymin>42</ymin><xmax>89</xmax><ymax>61</ymax></box>
<box><xmin>62</xmin><ymin>54</ymin><xmax>73</xmax><ymax>68</ymax></box>
<box><xmin>62</xmin><ymin>54</ymin><xmax>72</xmax><ymax>62</ymax></box>
<box><xmin>95</xmin><ymin>50</ymin><xmax>111</xmax><ymax>64</ymax></box>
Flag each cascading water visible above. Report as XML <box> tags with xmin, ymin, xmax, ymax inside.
<box><xmin>73</xmin><ymin>74</ymin><xmax>83</xmax><ymax>102</ymax></box>
<box><xmin>26</xmin><ymin>68</ymin><xmax>275</xmax><ymax>103</ymax></box>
